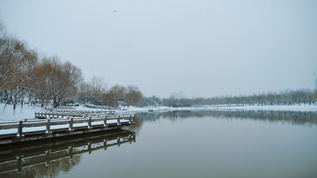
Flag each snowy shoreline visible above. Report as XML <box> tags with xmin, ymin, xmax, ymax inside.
<box><xmin>1</xmin><ymin>103</ymin><xmax>317</xmax><ymax>121</ymax></box>
<box><xmin>129</xmin><ymin>104</ymin><xmax>317</xmax><ymax>113</ymax></box>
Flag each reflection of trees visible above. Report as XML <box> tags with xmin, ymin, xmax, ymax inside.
<box><xmin>129</xmin><ymin>112</ymin><xmax>162</xmax><ymax>134</ymax></box>
<box><xmin>134</xmin><ymin>110</ymin><xmax>317</xmax><ymax>127</ymax></box>
<box><xmin>0</xmin><ymin>130</ymin><xmax>135</xmax><ymax>177</ymax></box>
<box><xmin>210</xmin><ymin>110</ymin><xmax>317</xmax><ymax>126</ymax></box>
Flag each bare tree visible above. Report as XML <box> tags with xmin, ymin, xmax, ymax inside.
<box><xmin>53</xmin><ymin>59</ymin><xmax>82</xmax><ymax>108</ymax></box>
<box><xmin>76</xmin><ymin>76</ymin><xmax>107</xmax><ymax>106</ymax></box>
<box><xmin>90</xmin><ymin>76</ymin><xmax>107</xmax><ymax>105</ymax></box>
<box><xmin>0</xmin><ymin>20</ymin><xmax>85</xmax><ymax>112</ymax></box>
<box><xmin>30</xmin><ymin>59</ymin><xmax>51</xmax><ymax>107</ymax></box>
<box><xmin>107</xmin><ymin>85</ymin><xmax>126</xmax><ymax>107</ymax></box>
<box><xmin>77</xmin><ymin>82</ymin><xmax>92</xmax><ymax>106</ymax></box>
<box><xmin>0</xmin><ymin>37</ymin><xmax>21</xmax><ymax>89</ymax></box>
<box><xmin>125</xmin><ymin>85</ymin><xmax>142</xmax><ymax>106</ymax></box>
<box><xmin>36</xmin><ymin>56</ymin><xmax>82</xmax><ymax>108</ymax></box>
<box><xmin>11</xmin><ymin>47</ymin><xmax>38</xmax><ymax>113</ymax></box>
<box><xmin>0</xmin><ymin>35</ymin><xmax>38</xmax><ymax>114</ymax></box>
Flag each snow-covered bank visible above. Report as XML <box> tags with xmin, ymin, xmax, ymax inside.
<box><xmin>128</xmin><ymin>104</ymin><xmax>317</xmax><ymax>112</ymax></box>
<box><xmin>1</xmin><ymin>103</ymin><xmax>317</xmax><ymax>122</ymax></box>
<box><xmin>124</xmin><ymin>104</ymin><xmax>317</xmax><ymax>115</ymax></box>
<box><xmin>203</xmin><ymin>104</ymin><xmax>317</xmax><ymax>111</ymax></box>
<box><xmin>0</xmin><ymin>104</ymin><xmax>44</xmax><ymax>121</ymax></box>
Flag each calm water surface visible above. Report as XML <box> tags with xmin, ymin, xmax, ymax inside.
<box><xmin>1</xmin><ymin>110</ymin><xmax>317</xmax><ymax>178</ymax></box>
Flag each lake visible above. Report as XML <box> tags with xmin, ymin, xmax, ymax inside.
<box><xmin>1</xmin><ymin>110</ymin><xmax>317</xmax><ymax>178</ymax></box>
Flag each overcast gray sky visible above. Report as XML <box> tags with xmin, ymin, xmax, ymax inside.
<box><xmin>1</xmin><ymin>0</ymin><xmax>316</xmax><ymax>98</ymax></box>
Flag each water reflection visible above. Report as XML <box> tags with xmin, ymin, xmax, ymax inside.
<box><xmin>134</xmin><ymin>110</ymin><xmax>317</xmax><ymax>126</ymax></box>
<box><xmin>125</xmin><ymin>110</ymin><xmax>317</xmax><ymax>178</ymax></box>
<box><xmin>0</xmin><ymin>130</ymin><xmax>136</xmax><ymax>177</ymax></box>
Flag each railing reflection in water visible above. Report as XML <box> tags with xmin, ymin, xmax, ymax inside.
<box><xmin>0</xmin><ymin>130</ymin><xmax>136</xmax><ymax>177</ymax></box>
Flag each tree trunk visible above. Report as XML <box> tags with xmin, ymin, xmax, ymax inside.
<box><xmin>53</xmin><ymin>96</ymin><xmax>58</xmax><ymax>108</ymax></box>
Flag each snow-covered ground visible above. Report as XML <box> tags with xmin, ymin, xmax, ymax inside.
<box><xmin>203</xmin><ymin>104</ymin><xmax>317</xmax><ymax>111</ymax></box>
<box><xmin>1</xmin><ymin>103</ymin><xmax>317</xmax><ymax>122</ymax></box>
<box><xmin>0</xmin><ymin>103</ymin><xmax>44</xmax><ymax>121</ymax></box>
<box><xmin>131</xmin><ymin>104</ymin><xmax>317</xmax><ymax>112</ymax></box>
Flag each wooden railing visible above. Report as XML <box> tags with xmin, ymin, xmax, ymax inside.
<box><xmin>0</xmin><ymin>115</ymin><xmax>134</xmax><ymax>139</ymax></box>
<box><xmin>34</xmin><ymin>110</ymin><xmax>116</xmax><ymax>119</ymax></box>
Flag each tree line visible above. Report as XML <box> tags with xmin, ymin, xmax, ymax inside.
<box><xmin>0</xmin><ymin>21</ymin><xmax>142</xmax><ymax>112</ymax></box>
<box><xmin>76</xmin><ymin>77</ymin><xmax>142</xmax><ymax>107</ymax></box>
<box><xmin>138</xmin><ymin>89</ymin><xmax>317</xmax><ymax>107</ymax></box>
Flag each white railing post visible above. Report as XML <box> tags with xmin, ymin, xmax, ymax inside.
<box><xmin>69</xmin><ymin>117</ymin><xmax>73</xmax><ymax>131</ymax></box>
<box><xmin>88</xmin><ymin>117</ymin><xmax>92</xmax><ymax>129</ymax></box>
<box><xmin>117</xmin><ymin>116</ymin><xmax>121</xmax><ymax>125</ymax></box>
<box><xmin>46</xmin><ymin>118</ymin><xmax>51</xmax><ymax>134</ymax></box>
<box><xmin>104</xmin><ymin>116</ymin><xmax>107</xmax><ymax>127</ymax></box>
